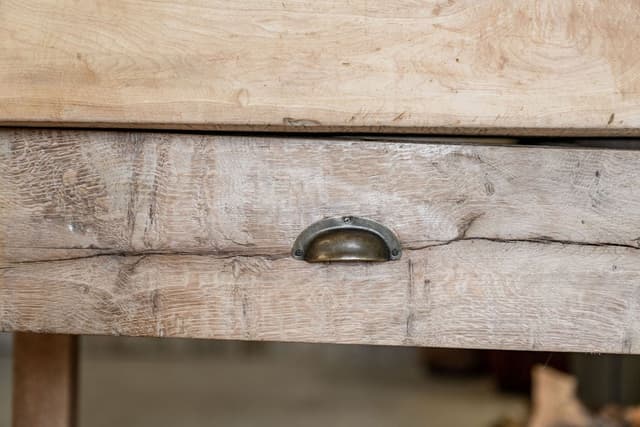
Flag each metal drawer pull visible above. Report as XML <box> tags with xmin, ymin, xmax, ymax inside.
<box><xmin>292</xmin><ymin>216</ymin><xmax>402</xmax><ymax>262</ymax></box>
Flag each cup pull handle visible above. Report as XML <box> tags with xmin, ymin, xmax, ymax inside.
<box><xmin>292</xmin><ymin>216</ymin><xmax>402</xmax><ymax>263</ymax></box>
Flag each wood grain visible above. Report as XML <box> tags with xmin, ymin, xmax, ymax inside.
<box><xmin>2</xmin><ymin>129</ymin><xmax>640</xmax><ymax>352</ymax></box>
<box><xmin>12</xmin><ymin>333</ymin><xmax>78</xmax><ymax>427</ymax></box>
<box><xmin>1</xmin><ymin>1</ymin><xmax>640</xmax><ymax>135</ymax></box>
<box><xmin>2</xmin><ymin>129</ymin><xmax>640</xmax><ymax>263</ymax></box>
<box><xmin>3</xmin><ymin>243</ymin><xmax>640</xmax><ymax>353</ymax></box>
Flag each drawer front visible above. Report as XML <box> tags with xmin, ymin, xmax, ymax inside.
<box><xmin>1</xmin><ymin>1</ymin><xmax>640</xmax><ymax>135</ymax></box>
<box><xmin>1</xmin><ymin>129</ymin><xmax>640</xmax><ymax>352</ymax></box>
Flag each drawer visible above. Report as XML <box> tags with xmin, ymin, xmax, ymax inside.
<box><xmin>1</xmin><ymin>1</ymin><xmax>640</xmax><ymax>135</ymax></box>
<box><xmin>1</xmin><ymin>129</ymin><xmax>640</xmax><ymax>352</ymax></box>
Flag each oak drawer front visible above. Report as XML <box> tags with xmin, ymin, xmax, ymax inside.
<box><xmin>1</xmin><ymin>129</ymin><xmax>640</xmax><ymax>353</ymax></box>
<box><xmin>2</xmin><ymin>1</ymin><xmax>640</xmax><ymax>135</ymax></box>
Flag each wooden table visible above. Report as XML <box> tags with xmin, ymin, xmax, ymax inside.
<box><xmin>2</xmin><ymin>1</ymin><xmax>640</xmax><ymax>426</ymax></box>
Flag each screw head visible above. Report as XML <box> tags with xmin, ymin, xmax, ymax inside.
<box><xmin>343</xmin><ymin>216</ymin><xmax>352</xmax><ymax>223</ymax></box>
<box><xmin>294</xmin><ymin>249</ymin><xmax>304</xmax><ymax>257</ymax></box>
<box><xmin>391</xmin><ymin>248</ymin><xmax>400</xmax><ymax>257</ymax></box>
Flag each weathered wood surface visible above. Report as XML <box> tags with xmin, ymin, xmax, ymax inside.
<box><xmin>1</xmin><ymin>1</ymin><xmax>640</xmax><ymax>135</ymax></box>
<box><xmin>4</xmin><ymin>245</ymin><xmax>640</xmax><ymax>353</ymax></box>
<box><xmin>2</xmin><ymin>129</ymin><xmax>640</xmax><ymax>352</ymax></box>
<box><xmin>12</xmin><ymin>333</ymin><xmax>78</xmax><ymax>427</ymax></box>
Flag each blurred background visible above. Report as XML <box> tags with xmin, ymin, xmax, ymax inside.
<box><xmin>1</xmin><ymin>332</ymin><xmax>640</xmax><ymax>426</ymax></box>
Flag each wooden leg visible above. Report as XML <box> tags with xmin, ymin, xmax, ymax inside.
<box><xmin>12</xmin><ymin>333</ymin><xmax>78</xmax><ymax>427</ymax></box>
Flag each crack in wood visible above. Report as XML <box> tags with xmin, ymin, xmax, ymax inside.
<box><xmin>404</xmin><ymin>259</ymin><xmax>416</xmax><ymax>344</ymax></box>
<box><xmin>2</xmin><ymin>235</ymin><xmax>638</xmax><ymax>270</ymax></box>
<box><xmin>0</xmin><ymin>250</ymin><xmax>291</xmax><ymax>268</ymax></box>
<box><xmin>404</xmin><ymin>236</ymin><xmax>640</xmax><ymax>251</ymax></box>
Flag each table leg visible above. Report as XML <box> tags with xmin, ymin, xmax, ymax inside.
<box><xmin>12</xmin><ymin>333</ymin><xmax>78</xmax><ymax>427</ymax></box>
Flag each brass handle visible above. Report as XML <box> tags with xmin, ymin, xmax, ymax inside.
<box><xmin>292</xmin><ymin>216</ymin><xmax>402</xmax><ymax>262</ymax></box>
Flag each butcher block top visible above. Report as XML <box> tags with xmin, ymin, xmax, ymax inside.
<box><xmin>1</xmin><ymin>0</ymin><xmax>639</xmax><ymax>135</ymax></box>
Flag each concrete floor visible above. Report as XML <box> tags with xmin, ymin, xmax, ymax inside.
<box><xmin>0</xmin><ymin>335</ymin><xmax>528</xmax><ymax>427</ymax></box>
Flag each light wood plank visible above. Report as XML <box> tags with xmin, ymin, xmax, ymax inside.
<box><xmin>2</xmin><ymin>243</ymin><xmax>640</xmax><ymax>353</ymax></box>
<box><xmin>1</xmin><ymin>1</ymin><xmax>640</xmax><ymax>135</ymax></box>
<box><xmin>12</xmin><ymin>333</ymin><xmax>78</xmax><ymax>427</ymax></box>
<box><xmin>2</xmin><ymin>129</ymin><xmax>640</xmax><ymax>352</ymax></box>
<box><xmin>2</xmin><ymin>129</ymin><xmax>640</xmax><ymax>264</ymax></box>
